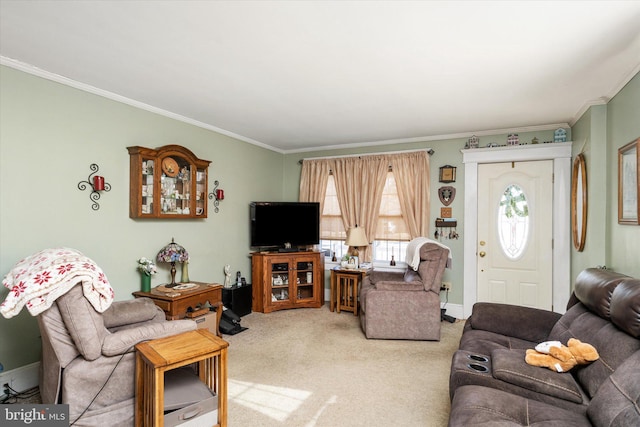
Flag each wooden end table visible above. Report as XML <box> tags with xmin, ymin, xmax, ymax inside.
<box><xmin>330</xmin><ymin>267</ymin><xmax>369</xmax><ymax>315</ymax></box>
<box><xmin>135</xmin><ymin>329</ymin><xmax>228</xmax><ymax>427</ymax></box>
<box><xmin>133</xmin><ymin>281</ymin><xmax>223</xmax><ymax>336</ymax></box>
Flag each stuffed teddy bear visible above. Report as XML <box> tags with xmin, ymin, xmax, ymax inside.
<box><xmin>525</xmin><ymin>338</ymin><xmax>599</xmax><ymax>373</ymax></box>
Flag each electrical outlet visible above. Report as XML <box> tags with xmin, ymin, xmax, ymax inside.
<box><xmin>441</xmin><ymin>282</ymin><xmax>452</xmax><ymax>291</ymax></box>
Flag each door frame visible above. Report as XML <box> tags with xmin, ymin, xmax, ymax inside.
<box><xmin>462</xmin><ymin>143</ymin><xmax>573</xmax><ymax>318</ymax></box>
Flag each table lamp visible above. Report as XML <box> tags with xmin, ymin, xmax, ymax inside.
<box><xmin>157</xmin><ymin>238</ymin><xmax>189</xmax><ymax>287</ymax></box>
<box><xmin>345</xmin><ymin>225</ymin><xmax>369</xmax><ymax>268</ymax></box>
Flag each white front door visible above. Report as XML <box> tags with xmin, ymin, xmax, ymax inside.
<box><xmin>477</xmin><ymin>160</ymin><xmax>553</xmax><ymax>309</ymax></box>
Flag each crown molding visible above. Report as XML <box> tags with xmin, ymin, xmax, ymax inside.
<box><xmin>283</xmin><ymin>123</ymin><xmax>571</xmax><ymax>154</ymax></box>
<box><xmin>0</xmin><ymin>56</ymin><xmax>285</xmax><ymax>154</ymax></box>
<box><xmin>4</xmin><ymin>54</ymin><xmax>635</xmax><ymax>155</ymax></box>
<box><xmin>569</xmin><ymin>61</ymin><xmax>640</xmax><ymax>126</ymax></box>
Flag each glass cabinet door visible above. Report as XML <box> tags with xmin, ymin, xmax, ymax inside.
<box><xmin>270</xmin><ymin>262</ymin><xmax>290</xmax><ymax>302</ymax></box>
<box><xmin>294</xmin><ymin>259</ymin><xmax>315</xmax><ymax>301</ymax></box>
<box><xmin>195</xmin><ymin>168</ymin><xmax>207</xmax><ymax>216</ymax></box>
<box><xmin>141</xmin><ymin>158</ymin><xmax>155</xmax><ymax>215</ymax></box>
<box><xmin>159</xmin><ymin>155</ymin><xmax>193</xmax><ymax>216</ymax></box>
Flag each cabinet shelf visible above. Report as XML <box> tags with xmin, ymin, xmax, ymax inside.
<box><xmin>127</xmin><ymin>145</ymin><xmax>211</xmax><ymax>219</ymax></box>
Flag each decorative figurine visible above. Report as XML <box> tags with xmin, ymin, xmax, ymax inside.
<box><xmin>554</xmin><ymin>128</ymin><xmax>567</xmax><ymax>143</ymax></box>
<box><xmin>467</xmin><ymin>135</ymin><xmax>479</xmax><ymax>149</ymax></box>
<box><xmin>507</xmin><ymin>134</ymin><xmax>519</xmax><ymax>146</ymax></box>
<box><xmin>224</xmin><ymin>264</ymin><xmax>231</xmax><ymax>288</ymax></box>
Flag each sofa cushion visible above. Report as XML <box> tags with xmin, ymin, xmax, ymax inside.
<box><xmin>587</xmin><ymin>350</ymin><xmax>640</xmax><ymax>427</ymax></box>
<box><xmin>449</xmin><ymin>385</ymin><xmax>590</xmax><ymax>427</ymax></box>
<box><xmin>56</xmin><ymin>285</ymin><xmax>106</xmax><ymax>361</ymax></box>
<box><xmin>574</xmin><ymin>268</ymin><xmax>628</xmax><ymax>319</ymax></box>
<box><xmin>468</xmin><ymin>302</ymin><xmax>561</xmax><ymax>343</ymax></box>
<box><xmin>549</xmin><ymin>300</ymin><xmax>640</xmax><ymax>399</ymax></box>
<box><xmin>459</xmin><ymin>329</ymin><xmax>537</xmax><ymax>355</ymax></box>
<box><xmin>404</xmin><ymin>269</ymin><xmax>420</xmax><ymax>283</ymax></box>
<box><xmin>610</xmin><ymin>278</ymin><xmax>640</xmax><ymax>338</ymax></box>
<box><xmin>491</xmin><ymin>349</ymin><xmax>584</xmax><ymax>404</ymax></box>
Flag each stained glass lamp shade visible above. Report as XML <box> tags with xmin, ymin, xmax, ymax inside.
<box><xmin>157</xmin><ymin>238</ymin><xmax>189</xmax><ymax>287</ymax></box>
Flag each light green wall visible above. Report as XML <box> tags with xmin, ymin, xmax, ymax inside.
<box><xmin>0</xmin><ymin>66</ymin><xmax>284</xmax><ymax>370</ymax></box>
<box><xmin>570</xmin><ymin>105</ymin><xmax>609</xmax><ymax>280</ymax></box>
<box><xmin>606</xmin><ymin>72</ymin><xmax>640</xmax><ymax>276</ymax></box>
<box><xmin>569</xmin><ymin>72</ymin><xmax>640</xmax><ymax>280</ymax></box>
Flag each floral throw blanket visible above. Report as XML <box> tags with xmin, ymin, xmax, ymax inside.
<box><xmin>1</xmin><ymin>248</ymin><xmax>114</xmax><ymax>319</ymax></box>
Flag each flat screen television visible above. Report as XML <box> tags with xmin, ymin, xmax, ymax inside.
<box><xmin>250</xmin><ymin>202</ymin><xmax>320</xmax><ymax>250</ymax></box>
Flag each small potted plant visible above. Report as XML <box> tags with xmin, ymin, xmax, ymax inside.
<box><xmin>137</xmin><ymin>257</ymin><xmax>157</xmax><ymax>292</ymax></box>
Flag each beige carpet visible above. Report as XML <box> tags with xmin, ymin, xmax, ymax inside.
<box><xmin>224</xmin><ymin>305</ymin><xmax>464</xmax><ymax>427</ymax></box>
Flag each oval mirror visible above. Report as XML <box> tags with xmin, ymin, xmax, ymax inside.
<box><xmin>571</xmin><ymin>153</ymin><xmax>587</xmax><ymax>251</ymax></box>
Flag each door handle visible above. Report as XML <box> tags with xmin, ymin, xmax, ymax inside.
<box><xmin>479</xmin><ymin>251</ymin><xmax>486</xmax><ymax>257</ymax></box>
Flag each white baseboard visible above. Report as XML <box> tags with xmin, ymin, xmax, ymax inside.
<box><xmin>0</xmin><ymin>362</ymin><xmax>40</xmax><ymax>396</ymax></box>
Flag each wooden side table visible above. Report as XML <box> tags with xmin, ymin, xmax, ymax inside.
<box><xmin>330</xmin><ymin>267</ymin><xmax>369</xmax><ymax>316</ymax></box>
<box><xmin>135</xmin><ymin>329</ymin><xmax>229</xmax><ymax>427</ymax></box>
<box><xmin>133</xmin><ymin>281</ymin><xmax>223</xmax><ymax>336</ymax></box>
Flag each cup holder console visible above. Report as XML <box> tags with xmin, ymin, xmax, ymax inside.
<box><xmin>467</xmin><ymin>354</ymin><xmax>489</xmax><ymax>363</ymax></box>
<box><xmin>467</xmin><ymin>363</ymin><xmax>489</xmax><ymax>373</ymax></box>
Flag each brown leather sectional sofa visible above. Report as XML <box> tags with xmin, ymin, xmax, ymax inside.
<box><xmin>448</xmin><ymin>268</ymin><xmax>640</xmax><ymax>426</ymax></box>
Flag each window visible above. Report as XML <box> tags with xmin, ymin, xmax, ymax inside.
<box><xmin>498</xmin><ymin>184</ymin><xmax>530</xmax><ymax>259</ymax></box>
<box><xmin>320</xmin><ymin>171</ymin><xmax>410</xmax><ymax>264</ymax></box>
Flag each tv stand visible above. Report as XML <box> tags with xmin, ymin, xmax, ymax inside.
<box><xmin>251</xmin><ymin>251</ymin><xmax>324</xmax><ymax>313</ymax></box>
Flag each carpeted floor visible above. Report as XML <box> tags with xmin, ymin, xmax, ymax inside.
<box><xmin>224</xmin><ymin>305</ymin><xmax>464</xmax><ymax>427</ymax></box>
<box><xmin>9</xmin><ymin>304</ymin><xmax>464</xmax><ymax>426</ymax></box>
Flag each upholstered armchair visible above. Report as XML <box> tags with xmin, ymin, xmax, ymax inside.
<box><xmin>359</xmin><ymin>242</ymin><xmax>450</xmax><ymax>340</ymax></box>
<box><xmin>38</xmin><ymin>284</ymin><xmax>197</xmax><ymax>426</ymax></box>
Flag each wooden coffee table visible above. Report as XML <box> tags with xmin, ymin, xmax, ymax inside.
<box><xmin>133</xmin><ymin>281</ymin><xmax>223</xmax><ymax>335</ymax></box>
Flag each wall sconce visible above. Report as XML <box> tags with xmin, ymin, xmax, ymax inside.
<box><xmin>439</xmin><ymin>165</ymin><xmax>457</xmax><ymax>183</ymax></box>
<box><xmin>208</xmin><ymin>180</ymin><xmax>224</xmax><ymax>213</ymax></box>
<box><xmin>77</xmin><ymin>164</ymin><xmax>111</xmax><ymax>210</ymax></box>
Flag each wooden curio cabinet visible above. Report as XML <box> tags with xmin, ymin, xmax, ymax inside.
<box><xmin>127</xmin><ymin>145</ymin><xmax>211</xmax><ymax>219</ymax></box>
<box><xmin>251</xmin><ymin>251</ymin><xmax>324</xmax><ymax>313</ymax></box>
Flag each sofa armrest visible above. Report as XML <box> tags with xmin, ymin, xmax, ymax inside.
<box><xmin>369</xmin><ymin>270</ymin><xmax>405</xmax><ymax>283</ymax></box>
<box><xmin>375</xmin><ymin>281</ymin><xmax>424</xmax><ymax>291</ymax></box>
<box><xmin>103</xmin><ymin>298</ymin><xmax>162</xmax><ymax>329</ymax></box>
<box><xmin>469</xmin><ymin>302</ymin><xmax>561</xmax><ymax>343</ymax></box>
<box><xmin>102</xmin><ymin>319</ymin><xmax>197</xmax><ymax>356</ymax></box>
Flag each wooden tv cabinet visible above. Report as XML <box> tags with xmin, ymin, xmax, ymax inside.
<box><xmin>251</xmin><ymin>251</ymin><xmax>324</xmax><ymax>313</ymax></box>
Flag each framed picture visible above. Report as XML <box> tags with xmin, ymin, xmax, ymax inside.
<box><xmin>618</xmin><ymin>138</ymin><xmax>639</xmax><ymax>225</ymax></box>
<box><xmin>439</xmin><ymin>165</ymin><xmax>456</xmax><ymax>183</ymax></box>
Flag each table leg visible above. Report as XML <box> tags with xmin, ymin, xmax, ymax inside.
<box><xmin>219</xmin><ymin>348</ymin><xmax>228</xmax><ymax>427</ymax></box>
<box><xmin>135</xmin><ymin>353</ymin><xmax>143</xmax><ymax>427</ymax></box>
<box><xmin>330</xmin><ymin>273</ymin><xmax>336</xmax><ymax>312</ymax></box>
<box><xmin>353</xmin><ymin>278</ymin><xmax>358</xmax><ymax>316</ymax></box>
<box><xmin>213</xmin><ymin>301</ymin><xmax>223</xmax><ymax>337</ymax></box>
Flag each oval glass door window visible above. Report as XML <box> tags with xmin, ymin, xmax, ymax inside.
<box><xmin>498</xmin><ymin>184</ymin><xmax>530</xmax><ymax>259</ymax></box>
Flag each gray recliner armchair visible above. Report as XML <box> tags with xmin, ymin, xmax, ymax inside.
<box><xmin>37</xmin><ymin>284</ymin><xmax>197</xmax><ymax>426</ymax></box>
<box><xmin>359</xmin><ymin>242</ymin><xmax>450</xmax><ymax>340</ymax></box>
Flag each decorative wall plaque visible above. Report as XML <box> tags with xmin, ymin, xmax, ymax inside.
<box><xmin>438</xmin><ymin>186</ymin><xmax>456</xmax><ymax>206</ymax></box>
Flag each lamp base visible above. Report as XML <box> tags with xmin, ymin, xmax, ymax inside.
<box><xmin>165</xmin><ymin>262</ymin><xmax>178</xmax><ymax>288</ymax></box>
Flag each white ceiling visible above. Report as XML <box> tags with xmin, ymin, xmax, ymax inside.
<box><xmin>1</xmin><ymin>1</ymin><xmax>639</xmax><ymax>153</ymax></box>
